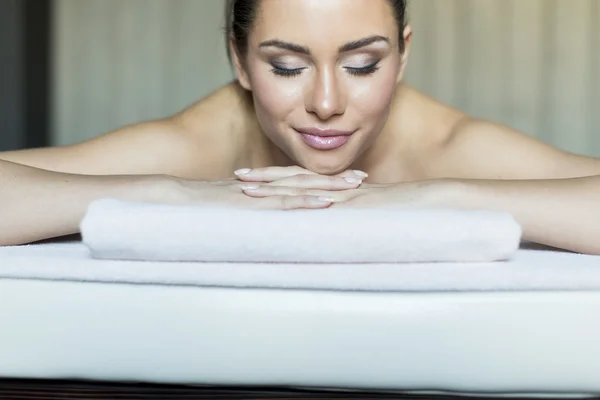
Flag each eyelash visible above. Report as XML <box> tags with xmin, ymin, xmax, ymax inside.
<box><xmin>347</xmin><ymin>64</ymin><xmax>380</xmax><ymax>76</ymax></box>
<box><xmin>271</xmin><ymin>62</ymin><xmax>380</xmax><ymax>78</ymax></box>
<box><xmin>271</xmin><ymin>67</ymin><xmax>304</xmax><ymax>77</ymax></box>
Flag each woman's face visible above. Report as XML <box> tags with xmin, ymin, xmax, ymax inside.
<box><xmin>234</xmin><ymin>0</ymin><xmax>410</xmax><ymax>174</ymax></box>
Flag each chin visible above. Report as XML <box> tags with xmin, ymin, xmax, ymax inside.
<box><xmin>279</xmin><ymin>130</ymin><xmax>366</xmax><ymax>175</ymax></box>
<box><xmin>294</xmin><ymin>153</ymin><xmax>353</xmax><ymax>175</ymax></box>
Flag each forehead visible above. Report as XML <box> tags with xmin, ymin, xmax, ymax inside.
<box><xmin>251</xmin><ymin>0</ymin><xmax>398</xmax><ymax>48</ymax></box>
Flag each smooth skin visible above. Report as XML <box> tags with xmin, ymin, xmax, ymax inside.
<box><xmin>2</xmin><ymin>0</ymin><xmax>600</xmax><ymax>253</ymax></box>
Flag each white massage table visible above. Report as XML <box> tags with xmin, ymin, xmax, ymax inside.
<box><xmin>2</xmin><ymin>240</ymin><xmax>600</xmax><ymax>399</ymax></box>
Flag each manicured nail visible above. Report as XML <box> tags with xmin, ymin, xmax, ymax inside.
<box><xmin>317</xmin><ymin>196</ymin><xmax>335</xmax><ymax>203</ymax></box>
<box><xmin>344</xmin><ymin>177</ymin><xmax>361</xmax><ymax>184</ymax></box>
<box><xmin>235</xmin><ymin>168</ymin><xmax>251</xmax><ymax>175</ymax></box>
<box><xmin>241</xmin><ymin>184</ymin><xmax>260</xmax><ymax>190</ymax></box>
<box><xmin>353</xmin><ymin>170</ymin><xmax>369</xmax><ymax>178</ymax></box>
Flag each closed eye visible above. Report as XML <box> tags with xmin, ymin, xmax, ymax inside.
<box><xmin>271</xmin><ymin>65</ymin><xmax>306</xmax><ymax>77</ymax></box>
<box><xmin>270</xmin><ymin>61</ymin><xmax>381</xmax><ymax>78</ymax></box>
<box><xmin>345</xmin><ymin>61</ymin><xmax>381</xmax><ymax>76</ymax></box>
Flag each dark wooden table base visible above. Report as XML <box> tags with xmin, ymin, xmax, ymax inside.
<box><xmin>0</xmin><ymin>379</ymin><xmax>598</xmax><ymax>400</ymax></box>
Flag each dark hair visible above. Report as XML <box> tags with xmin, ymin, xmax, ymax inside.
<box><xmin>225</xmin><ymin>0</ymin><xmax>408</xmax><ymax>64</ymax></box>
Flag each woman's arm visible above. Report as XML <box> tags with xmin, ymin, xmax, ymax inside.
<box><xmin>435</xmin><ymin>119</ymin><xmax>600</xmax><ymax>254</ymax></box>
<box><xmin>448</xmin><ymin>175</ymin><xmax>600</xmax><ymax>254</ymax></box>
<box><xmin>0</xmin><ymin>159</ymin><xmax>171</xmax><ymax>245</ymax></box>
<box><xmin>0</xmin><ymin>117</ymin><xmax>203</xmax><ymax>245</ymax></box>
<box><xmin>0</xmin><ymin>83</ymin><xmax>246</xmax><ymax>245</ymax></box>
<box><xmin>0</xmin><ymin>117</ymin><xmax>200</xmax><ymax>245</ymax></box>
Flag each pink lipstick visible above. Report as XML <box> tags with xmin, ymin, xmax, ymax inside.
<box><xmin>294</xmin><ymin>128</ymin><xmax>354</xmax><ymax>150</ymax></box>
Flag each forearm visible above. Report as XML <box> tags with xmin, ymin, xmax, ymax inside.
<box><xmin>450</xmin><ymin>175</ymin><xmax>600</xmax><ymax>254</ymax></box>
<box><xmin>0</xmin><ymin>160</ymin><xmax>168</xmax><ymax>246</ymax></box>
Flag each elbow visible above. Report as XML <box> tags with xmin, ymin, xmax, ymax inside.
<box><xmin>0</xmin><ymin>234</ymin><xmax>29</xmax><ymax>247</ymax></box>
<box><xmin>552</xmin><ymin>237</ymin><xmax>600</xmax><ymax>257</ymax></box>
<box><xmin>575</xmin><ymin>243</ymin><xmax>600</xmax><ymax>256</ymax></box>
<box><xmin>0</xmin><ymin>226</ymin><xmax>48</xmax><ymax>247</ymax></box>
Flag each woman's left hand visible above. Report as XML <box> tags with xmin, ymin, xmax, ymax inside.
<box><xmin>239</xmin><ymin>170</ymin><xmax>454</xmax><ymax>209</ymax></box>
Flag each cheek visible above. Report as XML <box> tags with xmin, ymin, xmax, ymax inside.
<box><xmin>348</xmin><ymin>68</ymin><xmax>398</xmax><ymax>121</ymax></box>
<box><xmin>250</xmin><ymin>71</ymin><xmax>302</xmax><ymax>123</ymax></box>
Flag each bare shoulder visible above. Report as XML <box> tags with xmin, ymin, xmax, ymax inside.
<box><xmin>397</xmin><ymin>89</ymin><xmax>600</xmax><ymax>181</ymax></box>
<box><xmin>168</xmin><ymin>80</ymin><xmax>257</xmax><ymax>178</ymax></box>
<box><xmin>430</xmin><ymin>117</ymin><xmax>600</xmax><ymax>180</ymax></box>
<box><xmin>394</xmin><ymin>86</ymin><xmax>600</xmax><ymax>180</ymax></box>
<box><xmin>386</xmin><ymin>86</ymin><xmax>465</xmax><ymax>180</ymax></box>
<box><xmin>0</xmin><ymin>81</ymin><xmax>251</xmax><ymax>180</ymax></box>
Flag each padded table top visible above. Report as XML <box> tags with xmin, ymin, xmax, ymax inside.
<box><xmin>1</xmin><ymin>242</ymin><xmax>600</xmax><ymax>398</ymax></box>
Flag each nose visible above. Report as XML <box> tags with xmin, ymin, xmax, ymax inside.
<box><xmin>305</xmin><ymin>67</ymin><xmax>346</xmax><ymax>120</ymax></box>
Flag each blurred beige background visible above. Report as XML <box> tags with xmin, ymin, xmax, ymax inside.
<box><xmin>52</xmin><ymin>0</ymin><xmax>600</xmax><ymax>156</ymax></box>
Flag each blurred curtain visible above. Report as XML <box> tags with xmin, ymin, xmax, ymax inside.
<box><xmin>1</xmin><ymin>0</ymin><xmax>51</xmax><ymax>151</ymax></box>
<box><xmin>52</xmin><ymin>0</ymin><xmax>600</xmax><ymax>157</ymax></box>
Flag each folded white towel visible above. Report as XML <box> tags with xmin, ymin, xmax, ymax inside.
<box><xmin>79</xmin><ymin>198</ymin><xmax>522</xmax><ymax>263</ymax></box>
<box><xmin>4</xmin><ymin>242</ymin><xmax>600</xmax><ymax>291</ymax></box>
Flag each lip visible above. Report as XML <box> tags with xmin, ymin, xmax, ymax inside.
<box><xmin>294</xmin><ymin>127</ymin><xmax>355</xmax><ymax>150</ymax></box>
<box><xmin>294</xmin><ymin>128</ymin><xmax>355</xmax><ymax>137</ymax></box>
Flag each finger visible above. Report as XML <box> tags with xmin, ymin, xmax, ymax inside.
<box><xmin>242</xmin><ymin>185</ymin><xmax>341</xmax><ymax>199</ymax></box>
<box><xmin>253</xmin><ymin>195</ymin><xmax>335</xmax><ymax>210</ymax></box>
<box><xmin>266</xmin><ymin>174</ymin><xmax>363</xmax><ymax>190</ymax></box>
<box><xmin>234</xmin><ymin>166</ymin><xmax>315</xmax><ymax>182</ymax></box>
<box><xmin>234</xmin><ymin>166</ymin><xmax>369</xmax><ymax>182</ymax></box>
<box><xmin>336</xmin><ymin>169</ymin><xmax>369</xmax><ymax>179</ymax></box>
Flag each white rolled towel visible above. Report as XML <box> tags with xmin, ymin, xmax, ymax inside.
<box><xmin>80</xmin><ymin>198</ymin><xmax>522</xmax><ymax>263</ymax></box>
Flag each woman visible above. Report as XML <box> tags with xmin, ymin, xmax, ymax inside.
<box><xmin>1</xmin><ymin>0</ymin><xmax>599</xmax><ymax>253</ymax></box>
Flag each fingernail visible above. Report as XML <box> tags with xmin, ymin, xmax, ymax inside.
<box><xmin>344</xmin><ymin>177</ymin><xmax>361</xmax><ymax>184</ymax></box>
<box><xmin>235</xmin><ymin>168</ymin><xmax>251</xmax><ymax>175</ymax></box>
<box><xmin>241</xmin><ymin>184</ymin><xmax>260</xmax><ymax>190</ymax></box>
<box><xmin>353</xmin><ymin>170</ymin><xmax>369</xmax><ymax>178</ymax></box>
<box><xmin>317</xmin><ymin>196</ymin><xmax>335</xmax><ymax>203</ymax></box>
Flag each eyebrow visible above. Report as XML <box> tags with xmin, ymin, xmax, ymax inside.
<box><xmin>258</xmin><ymin>35</ymin><xmax>390</xmax><ymax>55</ymax></box>
<box><xmin>339</xmin><ymin>35</ymin><xmax>390</xmax><ymax>52</ymax></box>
